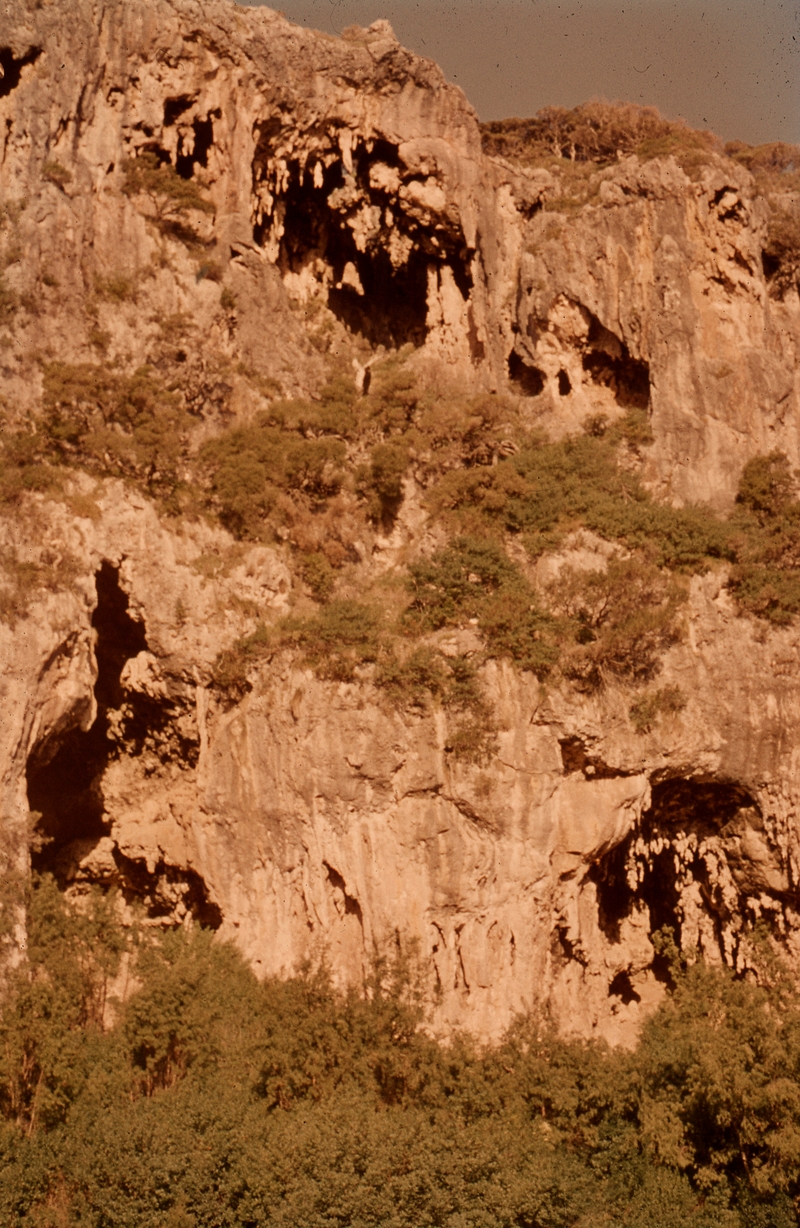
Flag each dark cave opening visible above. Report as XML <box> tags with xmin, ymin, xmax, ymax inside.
<box><xmin>266</xmin><ymin>155</ymin><xmax>430</xmax><ymax>348</ymax></box>
<box><xmin>589</xmin><ymin>776</ymin><xmax>770</xmax><ymax>985</ymax></box>
<box><xmin>26</xmin><ymin>563</ymin><xmax>219</xmax><ymax>928</ymax></box>
<box><xmin>163</xmin><ymin>95</ymin><xmax>193</xmax><ymax>126</ymax></box>
<box><xmin>582</xmin><ymin>315</ymin><xmax>650</xmax><ymax>409</ymax></box>
<box><xmin>328</xmin><ymin>247</ymin><xmax>430</xmax><ymax>350</ymax></box>
<box><xmin>508</xmin><ymin>350</ymin><xmax>545</xmax><ymax>396</ymax></box>
<box><xmin>112</xmin><ymin>850</ymin><xmax>222</xmax><ymax>929</ymax></box>
<box><xmin>175</xmin><ymin>115</ymin><xmax>215</xmax><ymax>179</ymax></box>
<box><xmin>0</xmin><ymin>46</ymin><xmax>42</xmax><ymax>99</ymax></box>
<box><xmin>27</xmin><ymin>562</ymin><xmax>146</xmax><ymax>864</ymax></box>
<box><xmin>252</xmin><ymin>135</ymin><xmax>474</xmax><ymax>350</ymax></box>
<box><xmin>557</xmin><ymin>369</ymin><xmax>571</xmax><ymax>396</ymax></box>
<box><xmin>162</xmin><ymin>98</ymin><xmax>217</xmax><ymax>180</ymax></box>
<box><xmin>608</xmin><ymin>970</ymin><xmax>641</xmax><ymax>1005</ymax></box>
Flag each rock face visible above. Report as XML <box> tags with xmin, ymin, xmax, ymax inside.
<box><xmin>2</xmin><ymin>0</ymin><xmax>800</xmax><ymax>1044</ymax></box>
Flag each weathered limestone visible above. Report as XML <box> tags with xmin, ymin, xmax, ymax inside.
<box><xmin>1</xmin><ymin>0</ymin><xmax>800</xmax><ymax>1044</ymax></box>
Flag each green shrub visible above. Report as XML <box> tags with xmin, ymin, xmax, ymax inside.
<box><xmin>122</xmin><ymin>151</ymin><xmax>214</xmax><ymax>215</ymax></box>
<box><xmin>199</xmin><ymin>415</ymin><xmax>347</xmax><ymax>540</ymax></box>
<box><xmin>122</xmin><ymin>150</ymin><xmax>214</xmax><ymax>243</ymax></box>
<box><xmin>762</xmin><ymin>207</ymin><xmax>800</xmax><ymax>299</ymax></box>
<box><xmin>0</xmin><ymin>544</ymin><xmax>78</xmax><ymax>626</ymax></box>
<box><xmin>41</xmin><ymin>161</ymin><xmax>72</xmax><ymax>189</ymax></box>
<box><xmin>727</xmin><ymin>452</ymin><xmax>800</xmax><ymax>624</ymax></box>
<box><xmin>279</xmin><ymin>599</ymin><xmax>381</xmax><ymax>682</ymax></box>
<box><xmin>211</xmin><ymin>622</ymin><xmax>274</xmax><ymax>697</ymax></box>
<box><xmin>429</xmin><ymin>427</ymin><xmax>731</xmax><ymax>573</ymax></box>
<box><xmin>374</xmin><ymin>644</ymin><xmax>449</xmax><ymax>708</ymax></box>
<box><xmin>406</xmin><ymin>535</ymin><xmax>560</xmax><ymax>679</ymax></box>
<box><xmin>0</xmin><ymin>428</ymin><xmax>60</xmax><ymax>504</ymax></box>
<box><xmin>736</xmin><ymin>452</ymin><xmax>796</xmax><ymax>522</ymax></box>
<box><xmin>41</xmin><ymin>361</ymin><xmax>189</xmax><ymax>498</ymax></box>
<box><xmin>551</xmin><ymin>559</ymin><xmax>687</xmax><ymax>689</ymax></box>
<box><xmin>630</xmin><ymin>684</ymin><xmax>687</xmax><ymax>733</ymax></box>
<box><xmin>4</xmin><ymin>876</ymin><xmax>800</xmax><ymax>1225</ymax></box>
<box><xmin>362</xmin><ymin>440</ymin><xmax>410</xmax><ymax>522</ymax></box>
<box><xmin>298</xmin><ymin>550</ymin><xmax>337</xmax><ymax>602</ymax></box>
<box><xmin>481</xmin><ymin>102</ymin><xmax>720</xmax><ymax>178</ymax></box>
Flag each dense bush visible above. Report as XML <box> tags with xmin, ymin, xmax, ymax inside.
<box><xmin>727</xmin><ymin>452</ymin><xmax>800</xmax><ymax>624</ymax></box>
<box><xmin>122</xmin><ymin>150</ymin><xmax>214</xmax><ymax>242</ymax></box>
<box><xmin>549</xmin><ymin>558</ymin><xmax>686</xmax><ymax>689</ymax></box>
<box><xmin>481</xmin><ymin>102</ymin><xmax>721</xmax><ymax>177</ymax></box>
<box><xmin>2</xmin><ymin>877</ymin><xmax>800</xmax><ymax>1226</ymax></box>
<box><xmin>199</xmin><ymin>415</ymin><xmax>348</xmax><ymax>539</ymax></box>
<box><xmin>629</xmin><ymin>684</ymin><xmax>687</xmax><ymax>734</ymax></box>
<box><xmin>31</xmin><ymin>361</ymin><xmax>191</xmax><ymax>500</ymax></box>
<box><xmin>406</xmin><ymin>535</ymin><xmax>560</xmax><ymax>679</ymax></box>
<box><xmin>427</xmin><ymin>422</ymin><xmax>732</xmax><ymax>572</ymax></box>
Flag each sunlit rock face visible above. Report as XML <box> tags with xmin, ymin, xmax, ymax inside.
<box><xmin>2</xmin><ymin>0</ymin><xmax>800</xmax><ymax>1045</ymax></box>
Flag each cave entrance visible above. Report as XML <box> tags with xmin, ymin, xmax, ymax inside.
<box><xmin>508</xmin><ymin>350</ymin><xmax>545</xmax><ymax>396</ymax></box>
<box><xmin>26</xmin><ymin>563</ymin><xmax>221</xmax><ymax>929</ymax></box>
<box><xmin>582</xmin><ymin>314</ymin><xmax>650</xmax><ymax>410</ymax></box>
<box><xmin>0</xmin><ymin>46</ymin><xmax>41</xmax><ymax>99</ymax></box>
<box><xmin>253</xmin><ymin>131</ymin><xmax>475</xmax><ymax>351</ymax></box>
<box><xmin>268</xmin><ymin>155</ymin><xmax>430</xmax><ymax>348</ymax></box>
<box><xmin>588</xmin><ymin>776</ymin><xmax>782</xmax><ymax>984</ymax></box>
<box><xmin>27</xmin><ymin>562</ymin><xmax>146</xmax><ymax>869</ymax></box>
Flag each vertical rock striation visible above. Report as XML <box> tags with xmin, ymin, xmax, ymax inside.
<box><xmin>0</xmin><ymin>0</ymin><xmax>799</xmax><ymax>1043</ymax></box>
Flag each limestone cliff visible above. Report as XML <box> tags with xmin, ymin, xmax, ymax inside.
<box><xmin>2</xmin><ymin>0</ymin><xmax>800</xmax><ymax>1045</ymax></box>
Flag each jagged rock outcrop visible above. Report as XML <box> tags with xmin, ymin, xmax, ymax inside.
<box><xmin>2</xmin><ymin>0</ymin><xmax>797</xmax><ymax>500</ymax></box>
<box><xmin>2</xmin><ymin>0</ymin><xmax>800</xmax><ymax>1044</ymax></box>
<box><xmin>6</xmin><ymin>481</ymin><xmax>800</xmax><ymax>1045</ymax></box>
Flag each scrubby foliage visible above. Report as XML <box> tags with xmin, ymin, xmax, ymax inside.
<box><xmin>405</xmin><ymin>535</ymin><xmax>559</xmax><ymax>678</ymax></box>
<box><xmin>4</xmin><ymin>341</ymin><xmax>800</xmax><ymax>709</ymax></box>
<box><xmin>0</xmin><ymin>362</ymin><xmax>193</xmax><ymax>504</ymax></box>
<box><xmin>203</xmin><ymin>363</ymin><xmax>800</xmax><ymax>718</ymax></box>
<box><xmin>725</xmin><ymin>142</ymin><xmax>800</xmax><ymax>300</ymax></box>
<box><xmin>549</xmin><ymin>559</ymin><xmax>686</xmax><ymax>690</ymax></box>
<box><xmin>629</xmin><ymin>684</ymin><xmax>687</xmax><ymax>734</ymax></box>
<box><xmin>2</xmin><ymin>877</ymin><xmax>800</xmax><ymax>1226</ymax></box>
<box><xmin>727</xmin><ymin>452</ymin><xmax>800</xmax><ymax>624</ymax></box>
<box><xmin>482</xmin><ymin>106</ymin><xmax>800</xmax><ymax>296</ymax></box>
<box><xmin>122</xmin><ymin>150</ymin><xmax>214</xmax><ymax>241</ymax></box>
<box><xmin>481</xmin><ymin>102</ymin><xmax>721</xmax><ymax>176</ymax></box>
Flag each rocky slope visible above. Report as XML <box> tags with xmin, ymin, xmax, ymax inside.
<box><xmin>2</xmin><ymin>0</ymin><xmax>800</xmax><ymax>1044</ymax></box>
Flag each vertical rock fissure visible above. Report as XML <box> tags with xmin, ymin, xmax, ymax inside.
<box><xmin>27</xmin><ymin>563</ymin><xmax>221</xmax><ymax>928</ymax></box>
<box><xmin>28</xmin><ymin>561</ymin><xmax>147</xmax><ymax>869</ymax></box>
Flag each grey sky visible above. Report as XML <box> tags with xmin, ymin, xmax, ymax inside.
<box><xmin>241</xmin><ymin>0</ymin><xmax>799</xmax><ymax>145</ymax></box>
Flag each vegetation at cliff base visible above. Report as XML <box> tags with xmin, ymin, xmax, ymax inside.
<box><xmin>2</xmin><ymin>876</ymin><xmax>800</xmax><ymax>1226</ymax></box>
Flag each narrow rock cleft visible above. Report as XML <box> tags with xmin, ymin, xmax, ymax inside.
<box><xmin>27</xmin><ymin>561</ymin><xmax>214</xmax><ymax>926</ymax></box>
<box><xmin>27</xmin><ymin>562</ymin><xmax>147</xmax><ymax>866</ymax></box>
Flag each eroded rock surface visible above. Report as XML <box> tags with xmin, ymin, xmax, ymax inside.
<box><xmin>1</xmin><ymin>0</ymin><xmax>800</xmax><ymax>1044</ymax></box>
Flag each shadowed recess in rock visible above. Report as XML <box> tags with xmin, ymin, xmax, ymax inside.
<box><xmin>588</xmin><ymin>776</ymin><xmax>784</xmax><ymax>985</ymax></box>
<box><xmin>582</xmin><ymin>313</ymin><xmax>651</xmax><ymax>409</ymax></box>
<box><xmin>507</xmin><ymin>349</ymin><xmax>545</xmax><ymax>396</ymax></box>
<box><xmin>26</xmin><ymin>563</ymin><xmax>218</xmax><ymax>927</ymax></box>
<box><xmin>251</xmin><ymin>131</ymin><xmax>474</xmax><ymax>349</ymax></box>
<box><xmin>112</xmin><ymin>847</ymin><xmax>222</xmax><ymax>929</ymax></box>
<box><xmin>0</xmin><ymin>45</ymin><xmax>41</xmax><ymax>99</ymax></box>
<box><xmin>27</xmin><ymin>562</ymin><xmax>147</xmax><ymax>861</ymax></box>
